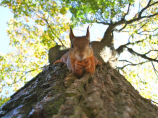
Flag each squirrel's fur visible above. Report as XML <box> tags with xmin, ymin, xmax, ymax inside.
<box><xmin>54</xmin><ymin>26</ymin><xmax>102</xmax><ymax>78</ymax></box>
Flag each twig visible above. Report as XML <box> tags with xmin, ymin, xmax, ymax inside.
<box><xmin>151</xmin><ymin>62</ymin><xmax>158</xmax><ymax>76</ymax></box>
<box><xmin>117</xmin><ymin>60</ymin><xmax>149</xmax><ymax>69</ymax></box>
<box><xmin>38</xmin><ymin>11</ymin><xmax>65</xmax><ymax>47</ymax></box>
<box><xmin>151</xmin><ymin>100</ymin><xmax>158</xmax><ymax>105</ymax></box>
<box><xmin>24</xmin><ymin>2</ymin><xmax>65</xmax><ymax>47</ymax></box>
<box><xmin>127</xmin><ymin>47</ymin><xmax>158</xmax><ymax>62</ymax></box>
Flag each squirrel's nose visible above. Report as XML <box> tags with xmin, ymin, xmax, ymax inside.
<box><xmin>79</xmin><ymin>54</ymin><xmax>84</xmax><ymax>60</ymax></box>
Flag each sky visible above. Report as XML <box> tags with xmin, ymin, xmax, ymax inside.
<box><xmin>0</xmin><ymin>7</ymin><xmax>105</xmax><ymax>54</ymax></box>
<box><xmin>0</xmin><ymin>6</ymin><xmax>128</xmax><ymax>55</ymax></box>
<box><xmin>0</xmin><ymin>6</ymin><xmax>13</xmax><ymax>54</ymax></box>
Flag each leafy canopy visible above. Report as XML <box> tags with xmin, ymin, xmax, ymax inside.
<box><xmin>0</xmin><ymin>0</ymin><xmax>71</xmax><ymax>106</ymax></box>
<box><xmin>63</xmin><ymin>0</ymin><xmax>135</xmax><ymax>24</ymax></box>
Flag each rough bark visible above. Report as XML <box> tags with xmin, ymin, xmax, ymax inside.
<box><xmin>0</xmin><ymin>62</ymin><xmax>158</xmax><ymax>118</ymax></box>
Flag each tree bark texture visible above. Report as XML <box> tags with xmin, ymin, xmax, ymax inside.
<box><xmin>0</xmin><ymin>62</ymin><xmax>158</xmax><ymax>118</ymax></box>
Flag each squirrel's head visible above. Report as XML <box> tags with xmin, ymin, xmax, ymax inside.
<box><xmin>69</xmin><ymin>26</ymin><xmax>93</xmax><ymax>60</ymax></box>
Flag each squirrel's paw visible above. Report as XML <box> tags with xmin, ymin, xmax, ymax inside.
<box><xmin>53</xmin><ymin>60</ymin><xmax>61</xmax><ymax>65</ymax></box>
<box><xmin>75</xmin><ymin>60</ymin><xmax>83</xmax><ymax>70</ymax></box>
<box><xmin>98</xmin><ymin>60</ymin><xmax>102</xmax><ymax>65</ymax></box>
<box><xmin>85</xmin><ymin>59</ymin><xmax>91</xmax><ymax>69</ymax></box>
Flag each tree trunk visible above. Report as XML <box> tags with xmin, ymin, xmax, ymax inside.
<box><xmin>0</xmin><ymin>62</ymin><xmax>158</xmax><ymax>118</ymax></box>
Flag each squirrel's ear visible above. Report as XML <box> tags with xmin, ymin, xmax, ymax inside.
<box><xmin>69</xmin><ymin>27</ymin><xmax>75</xmax><ymax>40</ymax></box>
<box><xmin>86</xmin><ymin>26</ymin><xmax>90</xmax><ymax>39</ymax></box>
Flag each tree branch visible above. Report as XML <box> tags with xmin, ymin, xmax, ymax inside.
<box><xmin>108</xmin><ymin>1</ymin><xmax>158</xmax><ymax>30</ymax></box>
<box><xmin>138</xmin><ymin>27</ymin><xmax>158</xmax><ymax>34</ymax></box>
<box><xmin>96</xmin><ymin>21</ymin><xmax>111</xmax><ymax>25</ymax></box>
<box><xmin>116</xmin><ymin>37</ymin><xmax>146</xmax><ymax>54</ymax></box>
<box><xmin>138</xmin><ymin>0</ymin><xmax>152</xmax><ymax>18</ymax></box>
<box><xmin>24</xmin><ymin>3</ymin><xmax>65</xmax><ymax>47</ymax></box>
<box><xmin>117</xmin><ymin>60</ymin><xmax>149</xmax><ymax>70</ymax></box>
<box><xmin>114</xmin><ymin>23</ymin><xmax>127</xmax><ymax>32</ymax></box>
<box><xmin>97</xmin><ymin>1</ymin><xmax>157</xmax><ymax>49</ymax></box>
<box><xmin>12</xmin><ymin>65</ymin><xmax>47</xmax><ymax>84</ymax></box>
<box><xmin>123</xmin><ymin>3</ymin><xmax>131</xmax><ymax>19</ymax></box>
<box><xmin>119</xmin><ymin>60</ymin><xmax>133</xmax><ymax>64</ymax></box>
<box><xmin>151</xmin><ymin>62</ymin><xmax>158</xmax><ymax>76</ymax></box>
<box><xmin>38</xmin><ymin>12</ymin><xmax>65</xmax><ymax>47</ymax></box>
<box><xmin>127</xmin><ymin>47</ymin><xmax>158</xmax><ymax>62</ymax></box>
<box><xmin>144</xmin><ymin>50</ymin><xmax>158</xmax><ymax>55</ymax></box>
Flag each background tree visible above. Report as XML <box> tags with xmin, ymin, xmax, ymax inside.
<box><xmin>0</xmin><ymin>0</ymin><xmax>158</xmax><ymax>106</ymax></box>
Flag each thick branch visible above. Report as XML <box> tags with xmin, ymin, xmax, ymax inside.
<box><xmin>101</xmin><ymin>4</ymin><xmax>158</xmax><ymax>47</ymax></box>
<box><xmin>102</xmin><ymin>1</ymin><xmax>158</xmax><ymax>31</ymax></box>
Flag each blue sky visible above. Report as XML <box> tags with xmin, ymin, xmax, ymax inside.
<box><xmin>0</xmin><ymin>7</ymin><xmax>106</xmax><ymax>54</ymax></box>
<box><xmin>0</xmin><ymin>6</ymin><xmax>13</xmax><ymax>54</ymax></box>
<box><xmin>0</xmin><ymin>5</ymin><xmax>128</xmax><ymax>55</ymax></box>
<box><xmin>0</xmin><ymin>6</ymin><xmax>127</xmax><ymax>55</ymax></box>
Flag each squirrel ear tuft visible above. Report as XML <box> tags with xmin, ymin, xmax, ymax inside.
<box><xmin>69</xmin><ymin>27</ymin><xmax>75</xmax><ymax>40</ymax></box>
<box><xmin>86</xmin><ymin>26</ymin><xmax>90</xmax><ymax>39</ymax></box>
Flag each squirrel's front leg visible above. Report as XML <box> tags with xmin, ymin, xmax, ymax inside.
<box><xmin>70</xmin><ymin>58</ymin><xmax>83</xmax><ymax>78</ymax></box>
<box><xmin>75</xmin><ymin>60</ymin><xmax>84</xmax><ymax>70</ymax></box>
<box><xmin>85</xmin><ymin>59</ymin><xmax>91</xmax><ymax>69</ymax></box>
<box><xmin>85</xmin><ymin>57</ymin><xmax>95</xmax><ymax>74</ymax></box>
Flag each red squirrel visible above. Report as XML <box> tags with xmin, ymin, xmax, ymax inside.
<box><xmin>54</xmin><ymin>26</ymin><xmax>102</xmax><ymax>78</ymax></box>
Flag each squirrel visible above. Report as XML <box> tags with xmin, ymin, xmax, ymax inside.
<box><xmin>53</xmin><ymin>26</ymin><xmax>102</xmax><ymax>78</ymax></box>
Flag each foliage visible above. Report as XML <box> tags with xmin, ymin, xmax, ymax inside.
<box><xmin>0</xmin><ymin>97</ymin><xmax>9</xmax><ymax>106</ymax></box>
<box><xmin>0</xmin><ymin>0</ymin><xmax>158</xmax><ymax>106</ymax></box>
<box><xmin>0</xmin><ymin>0</ymin><xmax>70</xmax><ymax>105</ymax></box>
<box><xmin>63</xmin><ymin>0</ymin><xmax>135</xmax><ymax>25</ymax></box>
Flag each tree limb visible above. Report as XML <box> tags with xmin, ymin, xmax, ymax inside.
<box><xmin>104</xmin><ymin>1</ymin><xmax>158</xmax><ymax>30</ymax></box>
<box><xmin>127</xmin><ymin>47</ymin><xmax>158</xmax><ymax>62</ymax></box>
<box><xmin>144</xmin><ymin>50</ymin><xmax>158</xmax><ymax>55</ymax></box>
<box><xmin>96</xmin><ymin>21</ymin><xmax>111</xmax><ymax>25</ymax></box>
<box><xmin>117</xmin><ymin>60</ymin><xmax>149</xmax><ymax>70</ymax></box>
<box><xmin>11</xmin><ymin>65</ymin><xmax>47</xmax><ymax>84</ymax></box>
<box><xmin>138</xmin><ymin>27</ymin><xmax>158</xmax><ymax>34</ymax></box>
<box><xmin>123</xmin><ymin>3</ymin><xmax>131</xmax><ymax>18</ymax></box>
<box><xmin>138</xmin><ymin>0</ymin><xmax>152</xmax><ymax>18</ymax></box>
<box><xmin>38</xmin><ymin>12</ymin><xmax>65</xmax><ymax>47</ymax></box>
<box><xmin>24</xmin><ymin>3</ymin><xmax>65</xmax><ymax>47</ymax></box>
<box><xmin>151</xmin><ymin>62</ymin><xmax>158</xmax><ymax>76</ymax></box>
<box><xmin>116</xmin><ymin>38</ymin><xmax>146</xmax><ymax>54</ymax></box>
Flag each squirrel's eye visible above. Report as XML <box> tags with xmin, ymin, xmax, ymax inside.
<box><xmin>71</xmin><ymin>44</ymin><xmax>74</xmax><ymax>48</ymax></box>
